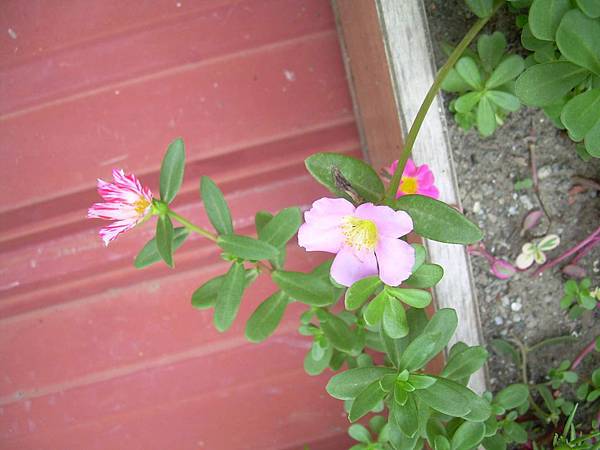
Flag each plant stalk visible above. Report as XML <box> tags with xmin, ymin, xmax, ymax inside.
<box><xmin>167</xmin><ymin>209</ymin><xmax>218</xmax><ymax>242</ymax></box>
<box><xmin>385</xmin><ymin>5</ymin><xmax>502</xmax><ymax>203</ymax></box>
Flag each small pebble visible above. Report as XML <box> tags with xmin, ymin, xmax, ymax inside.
<box><xmin>538</xmin><ymin>165</ymin><xmax>552</xmax><ymax>179</ymax></box>
<box><xmin>494</xmin><ymin>316</ymin><xmax>504</xmax><ymax>325</ymax></box>
<box><xmin>473</xmin><ymin>201</ymin><xmax>482</xmax><ymax>214</ymax></box>
<box><xmin>511</xmin><ymin>302</ymin><xmax>522</xmax><ymax>312</ymax></box>
<box><xmin>519</xmin><ymin>195</ymin><xmax>533</xmax><ymax>210</ymax></box>
<box><xmin>513</xmin><ymin>314</ymin><xmax>522</xmax><ymax>321</ymax></box>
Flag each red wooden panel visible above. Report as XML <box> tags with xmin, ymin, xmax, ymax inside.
<box><xmin>0</xmin><ymin>1</ymin><xmax>360</xmax><ymax>448</ymax></box>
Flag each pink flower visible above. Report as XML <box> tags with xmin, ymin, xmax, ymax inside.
<box><xmin>388</xmin><ymin>159</ymin><xmax>440</xmax><ymax>199</ymax></box>
<box><xmin>298</xmin><ymin>198</ymin><xmax>415</xmax><ymax>287</ymax></box>
<box><xmin>88</xmin><ymin>169</ymin><xmax>153</xmax><ymax>246</ymax></box>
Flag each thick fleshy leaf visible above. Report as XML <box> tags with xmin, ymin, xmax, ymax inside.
<box><xmin>304</xmin><ymin>343</ymin><xmax>333</xmax><ymax>376</ymax></box>
<box><xmin>200</xmin><ymin>176</ymin><xmax>233</xmax><ymax>235</ymax></box>
<box><xmin>155</xmin><ymin>214</ymin><xmax>174</xmax><ymax>267</ymax></box>
<box><xmin>391</xmin><ymin>394</ymin><xmax>418</xmax><ymax>437</ymax></box>
<box><xmin>363</xmin><ymin>291</ymin><xmax>389</xmax><ymax>326</ymax></box>
<box><xmin>245</xmin><ymin>291</ymin><xmax>290</xmax><ymax>343</ymax></box>
<box><xmin>412</xmin><ymin>244</ymin><xmax>427</xmax><ymax>271</ymax></box>
<box><xmin>399</xmin><ymin>309</ymin><xmax>458</xmax><ymax>371</ymax></box>
<box><xmin>403</xmin><ymin>264</ymin><xmax>444</xmax><ymax>289</ymax></box>
<box><xmin>561</xmin><ymin>89</ymin><xmax>600</xmax><ymax>141</ymax></box>
<box><xmin>326</xmin><ymin>366</ymin><xmax>396</xmax><ymax>400</ymax></box>
<box><xmin>213</xmin><ymin>262</ymin><xmax>246</xmax><ymax>332</ymax></box>
<box><xmin>348</xmin><ymin>381</ymin><xmax>387</xmax><ymax>422</ymax></box>
<box><xmin>345</xmin><ymin>276</ymin><xmax>382</xmax><ymax>310</ymax></box>
<box><xmin>382</xmin><ymin>298</ymin><xmax>409</xmax><ymax>339</ymax></box>
<box><xmin>257</xmin><ymin>207</ymin><xmax>302</xmax><ymax>248</ymax></box>
<box><xmin>305</xmin><ymin>153</ymin><xmax>384</xmax><ymax>202</ymax></box>
<box><xmin>494</xmin><ymin>384</ymin><xmax>529</xmax><ymax>410</ymax></box>
<box><xmin>451</xmin><ymin>421</ymin><xmax>486</xmax><ymax>450</ymax></box>
<box><xmin>191</xmin><ymin>270</ymin><xmax>257</xmax><ymax>309</ymax></box>
<box><xmin>441</xmin><ymin>346</ymin><xmax>489</xmax><ymax>381</ymax></box>
<box><xmin>516</xmin><ymin>62</ymin><xmax>589</xmax><ymax>106</ymax></box>
<box><xmin>272</xmin><ymin>270</ymin><xmax>338</xmax><ymax>306</ymax></box>
<box><xmin>528</xmin><ymin>0</ymin><xmax>572</xmax><ymax>41</ymax></box>
<box><xmin>135</xmin><ymin>227</ymin><xmax>188</xmax><ymax>268</ymax></box>
<box><xmin>388</xmin><ymin>287</ymin><xmax>432</xmax><ymax>308</ymax></box>
<box><xmin>455</xmin><ymin>92</ymin><xmax>482</xmax><ymax>114</ymax></box>
<box><xmin>556</xmin><ymin>9</ymin><xmax>600</xmax><ymax>75</ymax></box>
<box><xmin>394</xmin><ymin>195</ymin><xmax>483</xmax><ymax>244</ymax></box>
<box><xmin>321</xmin><ymin>311</ymin><xmax>356</xmax><ymax>353</ymax></box>
<box><xmin>576</xmin><ymin>0</ymin><xmax>600</xmax><ymax>18</ymax></box>
<box><xmin>414</xmin><ymin>378</ymin><xmax>472</xmax><ymax>417</ymax></box>
<box><xmin>486</xmin><ymin>91</ymin><xmax>521</xmax><ymax>112</ymax></box>
<box><xmin>159</xmin><ymin>138</ymin><xmax>185</xmax><ymax>203</ymax></box>
<box><xmin>441</xmin><ymin>68</ymin><xmax>472</xmax><ymax>92</ymax></box>
<box><xmin>217</xmin><ymin>234</ymin><xmax>279</xmax><ymax>261</ymax></box>
<box><xmin>348</xmin><ymin>424</ymin><xmax>371</xmax><ymax>444</ymax></box>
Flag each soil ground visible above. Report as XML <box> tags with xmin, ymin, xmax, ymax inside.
<box><xmin>425</xmin><ymin>0</ymin><xmax>600</xmax><ymax>417</ymax></box>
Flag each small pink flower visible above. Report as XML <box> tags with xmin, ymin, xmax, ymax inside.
<box><xmin>298</xmin><ymin>198</ymin><xmax>415</xmax><ymax>287</ymax></box>
<box><xmin>88</xmin><ymin>169</ymin><xmax>153</xmax><ymax>246</ymax></box>
<box><xmin>388</xmin><ymin>159</ymin><xmax>440</xmax><ymax>199</ymax></box>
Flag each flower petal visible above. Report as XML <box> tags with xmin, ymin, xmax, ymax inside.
<box><xmin>304</xmin><ymin>197</ymin><xmax>355</xmax><ymax>229</ymax></box>
<box><xmin>354</xmin><ymin>203</ymin><xmax>413</xmax><ymax>239</ymax></box>
<box><xmin>297</xmin><ymin>222</ymin><xmax>344</xmax><ymax>253</ymax></box>
<box><xmin>417</xmin><ymin>185</ymin><xmax>440</xmax><ymax>199</ymax></box>
<box><xmin>375</xmin><ymin>238</ymin><xmax>415</xmax><ymax>286</ymax></box>
<box><xmin>516</xmin><ymin>252</ymin><xmax>535</xmax><ymax>270</ymax></box>
<box><xmin>330</xmin><ymin>246</ymin><xmax>378</xmax><ymax>287</ymax></box>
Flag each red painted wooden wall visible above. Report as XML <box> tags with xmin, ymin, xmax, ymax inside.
<box><xmin>0</xmin><ymin>1</ymin><xmax>361</xmax><ymax>448</ymax></box>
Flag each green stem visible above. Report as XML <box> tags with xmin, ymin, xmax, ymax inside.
<box><xmin>384</xmin><ymin>5</ymin><xmax>502</xmax><ymax>204</ymax></box>
<box><xmin>167</xmin><ymin>209</ymin><xmax>218</xmax><ymax>242</ymax></box>
<box><xmin>528</xmin><ymin>336</ymin><xmax>578</xmax><ymax>353</ymax></box>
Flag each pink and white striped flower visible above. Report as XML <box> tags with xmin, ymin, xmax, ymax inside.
<box><xmin>88</xmin><ymin>169</ymin><xmax>153</xmax><ymax>246</ymax></box>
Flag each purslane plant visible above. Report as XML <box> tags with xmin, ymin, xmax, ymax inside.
<box><xmin>86</xmin><ymin>1</ymin><xmax>598</xmax><ymax>449</ymax></box>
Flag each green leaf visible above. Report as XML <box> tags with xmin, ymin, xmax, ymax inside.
<box><xmin>478</xmin><ymin>32</ymin><xmax>507</xmax><ymax>72</ymax></box>
<box><xmin>217</xmin><ymin>234</ymin><xmax>279</xmax><ymax>261</ymax></box>
<box><xmin>305</xmin><ymin>152</ymin><xmax>384</xmax><ymax>203</ymax></box>
<box><xmin>394</xmin><ymin>195</ymin><xmax>483</xmax><ymax>244</ymax></box>
<box><xmin>486</xmin><ymin>55</ymin><xmax>525</xmax><ymax>89</ymax></box>
<box><xmin>326</xmin><ymin>366</ymin><xmax>396</xmax><ymax>400</ymax></box>
<box><xmin>349</xmin><ymin>380</ymin><xmax>387</xmax><ymax>422</ymax></box>
<box><xmin>465</xmin><ymin>0</ymin><xmax>494</xmax><ymax>18</ymax></box>
<box><xmin>200</xmin><ymin>176</ymin><xmax>233</xmax><ymax>235</ymax></box>
<box><xmin>482</xmin><ymin>434</ymin><xmax>507</xmax><ymax>450</ymax></box>
<box><xmin>155</xmin><ymin>214</ymin><xmax>174</xmax><ymax>267</ymax></box>
<box><xmin>521</xmin><ymin>23</ymin><xmax>551</xmax><ymax>51</ymax></box>
<box><xmin>561</xmin><ymin>89</ymin><xmax>600</xmax><ymax>141</ymax></box>
<box><xmin>388</xmin><ymin>287</ymin><xmax>432</xmax><ymax>308</ymax></box>
<box><xmin>456</xmin><ymin>57</ymin><xmax>483</xmax><ymax>90</ymax></box>
<box><xmin>159</xmin><ymin>138</ymin><xmax>185</xmax><ymax>203</ymax></box>
<box><xmin>435</xmin><ymin>436</ymin><xmax>452</xmax><ymax>450</ymax></box>
<box><xmin>348</xmin><ymin>424</ymin><xmax>371</xmax><ymax>444</ymax></box>
<box><xmin>364</xmin><ymin>291</ymin><xmax>389</xmax><ymax>326</ymax></box>
<box><xmin>257</xmin><ymin>207</ymin><xmax>301</xmax><ymax>248</ymax></box>
<box><xmin>412</xmin><ymin>244</ymin><xmax>427</xmax><ymax>271</ymax></box>
<box><xmin>213</xmin><ymin>262</ymin><xmax>246</xmax><ymax>332</ymax></box>
<box><xmin>382</xmin><ymin>298</ymin><xmax>409</xmax><ymax>339</ymax></box>
<box><xmin>503</xmin><ymin>422</ymin><xmax>528</xmax><ymax>443</ymax></box>
<box><xmin>528</xmin><ymin>0</ymin><xmax>572</xmax><ymax>41</ymax></box>
<box><xmin>490</xmin><ymin>339</ymin><xmax>521</xmax><ymax>365</ymax></box>
<box><xmin>321</xmin><ymin>311</ymin><xmax>356</xmax><ymax>353</ymax></box>
<box><xmin>191</xmin><ymin>269</ymin><xmax>257</xmax><ymax>310</ymax></box>
<box><xmin>576</xmin><ymin>0</ymin><xmax>600</xmax><ymax>18</ymax></box>
<box><xmin>557</xmin><ymin>9</ymin><xmax>600</xmax><ymax>75</ymax></box>
<box><xmin>399</xmin><ymin>308</ymin><xmax>458</xmax><ymax>371</ymax></box>
<box><xmin>455</xmin><ymin>92</ymin><xmax>482</xmax><ymax>114</ymax></box>
<box><xmin>451</xmin><ymin>421</ymin><xmax>485</xmax><ymax>450</ymax></box>
<box><xmin>345</xmin><ymin>276</ymin><xmax>381</xmax><ymax>310</ymax></box>
<box><xmin>442</xmin><ymin>68</ymin><xmax>472</xmax><ymax>92</ymax></box>
<box><xmin>516</xmin><ymin>61</ymin><xmax>589</xmax><ymax>106</ymax></box>
<box><xmin>135</xmin><ymin>227</ymin><xmax>188</xmax><ymax>268</ymax></box>
<box><xmin>441</xmin><ymin>346</ymin><xmax>489</xmax><ymax>381</ymax></box>
<box><xmin>414</xmin><ymin>378</ymin><xmax>472</xmax><ymax>417</ymax></box>
<box><xmin>494</xmin><ymin>383</ymin><xmax>529</xmax><ymax>410</ymax></box>
<box><xmin>391</xmin><ymin>394</ymin><xmax>418</xmax><ymax>437</ymax></box>
<box><xmin>477</xmin><ymin>96</ymin><xmax>497</xmax><ymax>137</ymax></box>
<box><xmin>584</xmin><ymin>119</ymin><xmax>600</xmax><ymax>156</ymax></box>
<box><xmin>486</xmin><ymin>90</ymin><xmax>521</xmax><ymax>112</ymax></box>
<box><xmin>272</xmin><ymin>270</ymin><xmax>337</xmax><ymax>306</ymax></box>
<box><xmin>245</xmin><ymin>291</ymin><xmax>289</xmax><ymax>343</ymax></box>
<box><xmin>254</xmin><ymin>211</ymin><xmax>273</xmax><ymax>233</ymax></box>
<box><xmin>304</xmin><ymin>343</ymin><xmax>333</xmax><ymax>375</ymax></box>
<box><xmin>403</xmin><ymin>264</ymin><xmax>444</xmax><ymax>289</ymax></box>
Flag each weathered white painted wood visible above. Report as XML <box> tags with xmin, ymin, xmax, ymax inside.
<box><xmin>375</xmin><ymin>0</ymin><xmax>487</xmax><ymax>393</ymax></box>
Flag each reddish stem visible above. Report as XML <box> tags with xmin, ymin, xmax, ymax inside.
<box><xmin>572</xmin><ymin>237</ymin><xmax>600</xmax><ymax>265</ymax></box>
<box><xmin>532</xmin><ymin>225</ymin><xmax>600</xmax><ymax>277</ymax></box>
<box><xmin>571</xmin><ymin>337</ymin><xmax>598</xmax><ymax>370</ymax></box>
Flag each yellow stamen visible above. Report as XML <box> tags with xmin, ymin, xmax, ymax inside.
<box><xmin>134</xmin><ymin>197</ymin><xmax>150</xmax><ymax>215</ymax></box>
<box><xmin>400</xmin><ymin>177</ymin><xmax>419</xmax><ymax>195</ymax></box>
<box><xmin>342</xmin><ymin>216</ymin><xmax>378</xmax><ymax>251</ymax></box>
